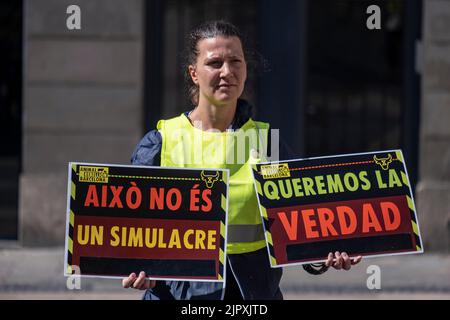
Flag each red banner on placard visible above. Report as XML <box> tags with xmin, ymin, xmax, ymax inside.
<box><xmin>267</xmin><ymin>195</ymin><xmax>414</xmax><ymax>265</ymax></box>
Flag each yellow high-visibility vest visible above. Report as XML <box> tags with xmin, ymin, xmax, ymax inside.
<box><xmin>157</xmin><ymin>114</ymin><xmax>269</xmax><ymax>254</ymax></box>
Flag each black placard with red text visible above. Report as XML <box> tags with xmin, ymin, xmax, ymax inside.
<box><xmin>64</xmin><ymin>162</ymin><xmax>228</xmax><ymax>281</ymax></box>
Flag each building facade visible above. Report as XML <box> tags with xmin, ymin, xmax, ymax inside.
<box><xmin>0</xmin><ymin>0</ymin><xmax>448</xmax><ymax>252</ymax></box>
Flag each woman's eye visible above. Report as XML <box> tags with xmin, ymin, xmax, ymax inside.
<box><xmin>208</xmin><ymin>61</ymin><xmax>223</xmax><ymax>68</ymax></box>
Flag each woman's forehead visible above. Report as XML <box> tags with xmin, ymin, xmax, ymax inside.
<box><xmin>197</xmin><ymin>36</ymin><xmax>244</xmax><ymax>57</ymax></box>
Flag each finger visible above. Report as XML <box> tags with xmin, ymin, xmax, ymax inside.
<box><xmin>351</xmin><ymin>256</ymin><xmax>363</xmax><ymax>265</ymax></box>
<box><xmin>133</xmin><ymin>271</ymin><xmax>147</xmax><ymax>289</ymax></box>
<box><xmin>325</xmin><ymin>252</ymin><xmax>334</xmax><ymax>267</ymax></box>
<box><xmin>342</xmin><ymin>252</ymin><xmax>351</xmax><ymax>270</ymax></box>
<box><xmin>122</xmin><ymin>273</ymin><xmax>136</xmax><ymax>288</ymax></box>
<box><xmin>333</xmin><ymin>251</ymin><xmax>342</xmax><ymax>270</ymax></box>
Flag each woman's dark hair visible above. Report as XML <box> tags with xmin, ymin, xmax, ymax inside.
<box><xmin>183</xmin><ymin>20</ymin><xmax>246</xmax><ymax>106</ymax></box>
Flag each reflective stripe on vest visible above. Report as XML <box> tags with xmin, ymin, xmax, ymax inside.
<box><xmin>157</xmin><ymin>114</ymin><xmax>269</xmax><ymax>254</ymax></box>
<box><xmin>228</xmin><ymin>224</ymin><xmax>265</xmax><ymax>243</ymax></box>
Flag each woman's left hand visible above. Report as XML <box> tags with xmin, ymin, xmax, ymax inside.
<box><xmin>325</xmin><ymin>251</ymin><xmax>362</xmax><ymax>271</ymax></box>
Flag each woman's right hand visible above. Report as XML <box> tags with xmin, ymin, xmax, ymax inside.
<box><xmin>122</xmin><ymin>271</ymin><xmax>156</xmax><ymax>290</ymax></box>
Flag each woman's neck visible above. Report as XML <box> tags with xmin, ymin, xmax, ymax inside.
<box><xmin>189</xmin><ymin>96</ymin><xmax>237</xmax><ymax>132</ymax></box>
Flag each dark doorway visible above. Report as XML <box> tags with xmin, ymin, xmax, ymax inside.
<box><xmin>0</xmin><ymin>0</ymin><xmax>22</xmax><ymax>239</ymax></box>
<box><xmin>305</xmin><ymin>0</ymin><xmax>421</xmax><ymax>187</ymax></box>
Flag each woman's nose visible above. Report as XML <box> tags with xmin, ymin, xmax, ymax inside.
<box><xmin>220</xmin><ymin>62</ymin><xmax>232</xmax><ymax>78</ymax></box>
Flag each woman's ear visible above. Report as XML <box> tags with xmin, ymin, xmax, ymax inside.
<box><xmin>188</xmin><ymin>65</ymin><xmax>198</xmax><ymax>85</ymax></box>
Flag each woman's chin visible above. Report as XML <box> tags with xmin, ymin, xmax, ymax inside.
<box><xmin>203</xmin><ymin>93</ymin><xmax>238</xmax><ymax>107</ymax></box>
<box><xmin>214</xmin><ymin>94</ymin><xmax>238</xmax><ymax>105</ymax></box>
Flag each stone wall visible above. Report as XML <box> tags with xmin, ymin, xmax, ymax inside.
<box><xmin>20</xmin><ymin>0</ymin><xmax>144</xmax><ymax>246</ymax></box>
<box><xmin>417</xmin><ymin>0</ymin><xmax>450</xmax><ymax>252</ymax></box>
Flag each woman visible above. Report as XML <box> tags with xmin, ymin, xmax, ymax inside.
<box><xmin>122</xmin><ymin>20</ymin><xmax>362</xmax><ymax>300</ymax></box>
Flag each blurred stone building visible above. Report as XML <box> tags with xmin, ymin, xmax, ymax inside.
<box><xmin>0</xmin><ymin>0</ymin><xmax>448</xmax><ymax>252</ymax></box>
<box><xmin>416</xmin><ymin>0</ymin><xmax>450</xmax><ymax>252</ymax></box>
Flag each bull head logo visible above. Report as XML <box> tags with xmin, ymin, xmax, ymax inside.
<box><xmin>373</xmin><ymin>154</ymin><xmax>393</xmax><ymax>170</ymax></box>
<box><xmin>201</xmin><ymin>171</ymin><xmax>220</xmax><ymax>188</ymax></box>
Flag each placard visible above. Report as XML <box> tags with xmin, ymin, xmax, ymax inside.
<box><xmin>64</xmin><ymin>162</ymin><xmax>228</xmax><ymax>281</ymax></box>
<box><xmin>251</xmin><ymin>150</ymin><xmax>423</xmax><ymax>267</ymax></box>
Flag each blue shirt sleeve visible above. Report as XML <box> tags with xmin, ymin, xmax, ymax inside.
<box><xmin>130</xmin><ymin>130</ymin><xmax>162</xmax><ymax>166</ymax></box>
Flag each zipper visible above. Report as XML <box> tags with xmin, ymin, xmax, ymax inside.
<box><xmin>226</xmin><ymin>257</ymin><xmax>245</xmax><ymax>300</ymax></box>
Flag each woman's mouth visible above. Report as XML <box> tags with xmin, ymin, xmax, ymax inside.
<box><xmin>217</xmin><ymin>84</ymin><xmax>236</xmax><ymax>89</ymax></box>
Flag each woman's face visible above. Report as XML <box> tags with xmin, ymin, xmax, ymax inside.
<box><xmin>189</xmin><ymin>36</ymin><xmax>247</xmax><ymax>106</ymax></box>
